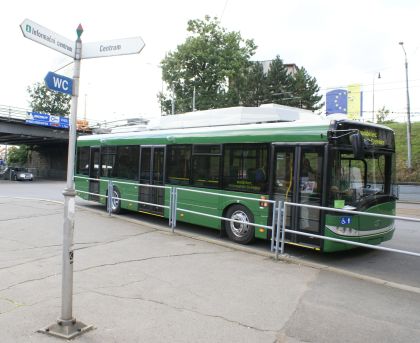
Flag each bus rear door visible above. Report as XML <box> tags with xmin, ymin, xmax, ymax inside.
<box><xmin>139</xmin><ymin>146</ymin><xmax>165</xmax><ymax>216</ymax></box>
<box><xmin>89</xmin><ymin>147</ymin><xmax>100</xmax><ymax>202</ymax></box>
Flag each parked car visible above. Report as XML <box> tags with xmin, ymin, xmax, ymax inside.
<box><xmin>10</xmin><ymin>167</ymin><xmax>34</xmax><ymax>181</ymax></box>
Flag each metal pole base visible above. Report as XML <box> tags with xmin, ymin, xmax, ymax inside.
<box><xmin>38</xmin><ymin>319</ymin><xmax>93</xmax><ymax>340</ymax></box>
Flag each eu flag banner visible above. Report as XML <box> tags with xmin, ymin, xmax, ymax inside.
<box><xmin>347</xmin><ymin>84</ymin><xmax>362</xmax><ymax>120</ymax></box>
<box><xmin>326</xmin><ymin>89</ymin><xmax>347</xmax><ymax>115</ymax></box>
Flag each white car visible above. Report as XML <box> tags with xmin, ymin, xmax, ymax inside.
<box><xmin>11</xmin><ymin>168</ymin><xmax>34</xmax><ymax>181</ymax></box>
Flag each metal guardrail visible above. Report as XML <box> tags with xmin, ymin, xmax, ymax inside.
<box><xmin>0</xmin><ymin>105</ymin><xmax>28</xmax><ymax>121</ymax></box>
<box><xmin>175</xmin><ymin>187</ymin><xmax>279</xmax><ymax>251</ymax></box>
<box><xmin>74</xmin><ymin>176</ymin><xmax>280</xmax><ymax>250</ymax></box>
<box><xmin>73</xmin><ymin>176</ymin><xmax>420</xmax><ymax>260</ymax></box>
<box><xmin>276</xmin><ymin>202</ymin><xmax>420</xmax><ymax>259</ymax></box>
<box><xmin>0</xmin><ymin>103</ymin><xmax>103</xmax><ymax>128</ymax></box>
<box><xmin>74</xmin><ymin>176</ymin><xmax>174</xmax><ymax>226</ymax></box>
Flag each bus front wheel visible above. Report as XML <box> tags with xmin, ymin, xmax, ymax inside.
<box><xmin>224</xmin><ymin>205</ymin><xmax>255</xmax><ymax>244</ymax></box>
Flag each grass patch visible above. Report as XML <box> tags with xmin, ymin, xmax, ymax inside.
<box><xmin>384</xmin><ymin>122</ymin><xmax>420</xmax><ymax>183</ymax></box>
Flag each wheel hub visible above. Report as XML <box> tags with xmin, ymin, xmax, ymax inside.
<box><xmin>230</xmin><ymin>210</ymin><xmax>250</xmax><ymax>238</ymax></box>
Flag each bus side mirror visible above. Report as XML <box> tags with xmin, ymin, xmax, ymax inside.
<box><xmin>349</xmin><ymin>132</ymin><xmax>364</xmax><ymax>159</ymax></box>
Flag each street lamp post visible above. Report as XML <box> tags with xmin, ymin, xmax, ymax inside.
<box><xmin>372</xmin><ymin>72</ymin><xmax>381</xmax><ymax>123</ymax></box>
<box><xmin>399</xmin><ymin>42</ymin><xmax>412</xmax><ymax>170</ymax></box>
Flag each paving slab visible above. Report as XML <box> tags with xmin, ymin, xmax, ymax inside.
<box><xmin>1</xmin><ymin>198</ymin><xmax>420</xmax><ymax>342</ymax></box>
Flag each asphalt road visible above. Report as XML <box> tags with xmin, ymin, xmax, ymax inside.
<box><xmin>398</xmin><ymin>184</ymin><xmax>420</xmax><ymax>202</ymax></box>
<box><xmin>1</xmin><ymin>179</ymin><xmax>420</xmax><ymax>289</ymax></box>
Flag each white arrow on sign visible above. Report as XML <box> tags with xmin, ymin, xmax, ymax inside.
<box><xmin>82</xmin><ymin>37</ymin><xmax>145</xmax><ymax>59</ymax></box>
<box><xmin>20</xmin><ymin>19</ymin><xmax>75</xmax><ymax>58</ymax></box>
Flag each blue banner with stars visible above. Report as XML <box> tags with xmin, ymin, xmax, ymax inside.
<box><xmin>326</xmin><ymin>89</ymin><xmax>348</xmax><ymax>115</ymax></box>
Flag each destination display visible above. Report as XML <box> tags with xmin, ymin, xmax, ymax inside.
<box><xmin>330</xmin><ymin>121</ymin><xmax>395</xmax><ymax>149</ymax></box>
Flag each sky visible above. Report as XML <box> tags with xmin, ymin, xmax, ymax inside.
<box><xmin>1</xmin><ymin>0</ymin><xmax>419</xmax><ymax>125</ymax></box>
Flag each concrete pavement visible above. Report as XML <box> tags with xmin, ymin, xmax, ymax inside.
<box><xmin>1</xmin><ymin>197</ymin><xmax>420</xmax><ymax>342</ymax></box>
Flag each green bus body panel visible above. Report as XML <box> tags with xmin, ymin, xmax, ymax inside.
<box><xmin>323</xmin><ymin>201</ymin><xmax>396</xmax><ymax>252</ymax></box>
<box><xmin>75</xmin><ymin>176</ymin><xmax>270</xmax><ymax>239</ymax></box>
<box><xmin>75</xmin><ymin>177</ymin><xmax>89</xmax><ymax>200</ymax></box>
<box><xmin>164</xmin><ymin>187</ymin><xmax>269</xmax><ymax>239</ymax></box>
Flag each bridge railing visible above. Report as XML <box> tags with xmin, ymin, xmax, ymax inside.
<box><xmin>0</xmin><ymin>105</ymin><xmax>28</xmax><ymax>121</ymax></box>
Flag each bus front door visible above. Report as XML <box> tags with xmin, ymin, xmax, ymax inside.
<box><xmin>273</xmin><ymin>146</ymin><xmax>323</xmax><ymax>249</ymax></box>
<box><xmin>89</xmin><ymin>147</ymin><xmax>100</xmax><ymax>202</ymax></box>
<box><xmin>294</xmin><ymin>147</ymin><xmax>323</xmax><ymax>248</ymax></box>
<box><xmin>139</xmin><ymin>146</ymin><xmax>165</xmax><ymax>216</ymax></box>
<box><xmin>272</xmin><ymin>146</ymin><xmax>295</xmax><ymax>242</ymax></box>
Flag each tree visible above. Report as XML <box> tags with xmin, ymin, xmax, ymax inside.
<box><xmin>376</xmin><ymin>106</ymin><xmax>391</xmax><ymax>123</ymax></box>
<box><xmin>7</xmin><ymin>146</ymin><xmax>29</xmax><ymax>165</ymax></box>
<box><xmin>240</xmin><ymin>62</ymin><xmax>267</xmax><ymax>107</ymax></box>
<box><xmin>288</xmin><ymin>67</ymin><xmax>323</xmax><ymax>111</ymax></box>
<box><xmin>265</xmin><ymin>56</ymin><xmax>294</xmax><ymax>105</ymax></box>
<box><xmin>159</xmin><ymin>16</ymin><xmax>256</xmax><ymax>114</ymax></box>
<box><xmin>158</xmin><ymin>16</ymin><xmax>323</xmax><ymax>113</ymax></box>
<box><xmin>27</xmin><ymin>82</ymin><xmax>71</xmax><ymax>116</ymax></box>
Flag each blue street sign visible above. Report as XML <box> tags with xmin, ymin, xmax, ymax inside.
<box><xmin>26</xmin><ymin>112</ymin><xmax>69</xmax><ymax>129</ymax></box>
<box><xmin>44</xmin><ymin>71</ymin><xmax>73</xmax><ymax>95</ymax></box>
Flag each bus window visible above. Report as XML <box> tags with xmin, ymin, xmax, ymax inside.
<box><xmin>114</xmin><ymin>146</ymin><xmax>140</xmax><ymax>180</ymax></box>
<box><xmin>330</xmin><ymin>151</ymin><xmax>392</xmax><ymax>207</ymax></box>
<box><xmin>223</xmin><ymin>144</ymin><xmax>268</xmax><ymax>193</ymax></box>
<box><xmin>273</xmin><ymin>149</ymin><xmax>295</xmax><ymax>230</ymax></box>
<box><xmin>166</xmin><ymin>145</ymin><xmax>192</xmax><ymax>185</ymax></box>
<box><xmin>192</xmin><ymin>145</ymin><xmax>221</xmax><ymax>188</ymax></box>
<box><xmin>100</xmin><ymin>147</ymin><xmax>116</xmax><ymax>178</ymax></box>
<box><xmin>76</xmin><ymin>147</ymin><xmax>90</xmax><ymax>176</ymax></box>
<box><xmin>298</xmin><ymin>151</ymin><xmax>322</xmax><ymax>233</ymax></box>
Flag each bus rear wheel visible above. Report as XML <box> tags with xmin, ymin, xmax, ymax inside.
<box><xmin>224</xmin><ymin>205</ymin><xmax>255</xmax><ymax>244</ymax></box>
<box><xmin>109</xmin><ymin>187</ymin><xmax>122</xmax><ymax>214</ymax></box>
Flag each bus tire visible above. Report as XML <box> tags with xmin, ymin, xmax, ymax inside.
<box><xmin>224</xmin><ymin>204</ymin><xmax>255</xmax><ymax>244</ymax></box>
<box><xmin>109</xmin><ymin>187</ymin><xmax>122</xmax><ymax>214</ymax></box>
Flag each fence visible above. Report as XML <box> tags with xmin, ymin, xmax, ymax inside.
<box><xmin>275</xmin><ymin>202</ymin><xmax>420</xmax><ymax>259</ymax></box>
<box><xmin>74</xmin><ymin>176</ymin><xmax>175</xmax><ymax>226</ymax></box>
<box><xmin>74</xmin><ymin>177</ymin><xmax>420</xmax><ymax>259</ymax></box>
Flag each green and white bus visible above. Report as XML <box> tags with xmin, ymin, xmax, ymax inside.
<box><xmin>75</xmin><ymin>107</ymin><xmax>397</xmax><ymax>252</ymax></box>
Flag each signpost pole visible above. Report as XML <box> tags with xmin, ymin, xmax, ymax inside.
<box><xmin>21</xmin><ymin>18</ymin><xmax>144</xmax><ymax>340</ymax></box>
<box><xmin>39</xmin><ymin>25</ymin><xmax>93</xmax><ymax>340</ymax></box>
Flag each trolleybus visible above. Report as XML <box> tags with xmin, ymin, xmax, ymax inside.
<box><xmin>75</xmin><ymin>106</ymin><xmax>397</xmax><ymax>252</ymax></box>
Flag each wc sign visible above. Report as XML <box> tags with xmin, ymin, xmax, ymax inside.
<box><xmin>44</xmin><ymin>71</ymin><xmax>73</xmax><ymax>95</ymax></box>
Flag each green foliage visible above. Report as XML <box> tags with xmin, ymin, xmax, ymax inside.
<box><xmin>27</xmin><ymin>82</ymin><xmax>71</xmax><ymax>116</ymax></box>
<box><xmin>265</xmin><ymin>56</ymin><xmax>294</xmax><ymax>105</ymax></box>
<box><xmin>7</xmin><ymin>145</ymin><xmax>29</xmax><ymax>165</ymax></box>
<box><xmin>240</xmin><ymin>62</ymin><xmax>267</xmax><ymax>107</ymax></box>
<box><xmin>159</xmin><ymin>15</ymin><xmax>257</xmax><ymax>114</ymax></box>
<box><xmin>376</xmin><ymin>106</ymin><xmax>391</xmax><ymax>124</ymax></box>
<box><xmin>241</xmin><ymin>58</ymin><xmax>323</xmax><ymax>110</ymax></box>
<box><xmin>158</xmin><ymin>17</ymin><xmax>323</xmax><ymax>114</ymax></box>
<box><xmin>386</xmin><ymin>122</ymin><xmax>420</xmax><ymax>182</ymax></box>
<box><xmin>288</xmin><ymin>67</ymin><xmax>324</xmax><ymax>111</ymax></box>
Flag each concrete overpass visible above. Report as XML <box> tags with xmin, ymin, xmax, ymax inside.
<box><xmin>0</xmin><ymin>105</ymin><xmax>92</xmax><ymax>179</ymax></box>
<box><xmin>0</xmin><ymin>105</ymin><xmax>70</xmax><ymax>145</ymax></box>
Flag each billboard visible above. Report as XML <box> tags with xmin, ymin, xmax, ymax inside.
<box><xmin>347</xmin><ymin>84</ymin><xmax>363</xmax><ymax>120</ymax></box>
<box><xmin>326</xmin><ymin>89</ymin><xmax>348</xmax><ymax>115</ymax></box>
<box><xmin>25</xmin><ymin>112</ymin><xmax>69</xmax><ymax>129</ymax></box>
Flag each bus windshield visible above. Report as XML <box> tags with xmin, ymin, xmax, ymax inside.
<box><xmin>329</xmin><ymin>150</ymin><xmax>396</xmax><ymax>207</ymax></box>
